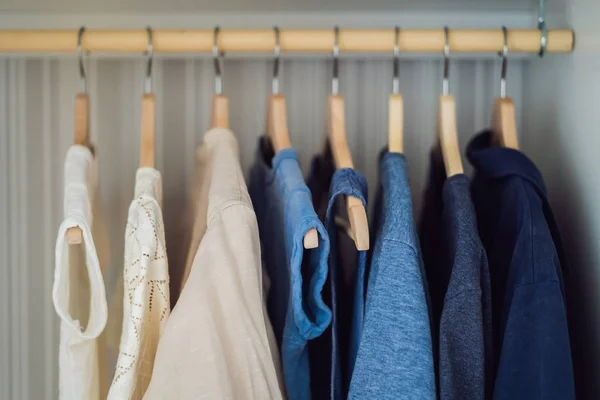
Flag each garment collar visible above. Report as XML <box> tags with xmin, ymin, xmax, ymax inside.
<box><xmin>257</xmin><ymin>137</ymin><xmax>299</xmax><ymax>170</ymax></box>
<box><xmin>329</xmin><ymin>168</ymin><xmax>368</xmax><ymax>207</ymax></box>
<box><xmin>467</xmin><ymin>130</ymin><xmax>547</xmax><ymax>194</ymax></box>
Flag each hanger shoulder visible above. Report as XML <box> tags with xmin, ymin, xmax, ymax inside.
<box><xmin>327</xmin><ymin>94</ymin><xmax>369</xmax><ymax>250</ymax></box>
<box><xmin>328</xmin><ymin>95</ymin><xmax>354</xmax><ymax>169</ymax></box>
<box><xmin>303</xmin><ymin>228</ymin><xmax>319</xmax><ymax>249</ymax></box>
<box><xmin>348</xmin><ymin>196</ymin><xmax>369</xmax><ymax>251</ymax></box>
<box><xmin>139</xmin><ymin>93</ymin><xmax>155</xmax><ymax>168</ymax></box>
<box><xmin>268</xmin><ymin>94</ymin><xmax>292</xmax><ymax>152</ymax></box>
<box><xmin>267</xmin><ymin>94</ymin><xmax>317</xmax><ymax>249</ymax></box>
<box><xmin>67</xmin><ymin>92</ymin><xmax>90</xmax><ymax>245</ymax></box>
<box><xmin>492</xmin><ymin>97</ymin><xmax>519</xmax><ymax>150</ymax></box>
<box><xmin>74</xmin><ymin>93</ymin><xmax>89</xmax><ymax>147</ymax></box>
<box><xmin>388</xmin><ymin>94</ymin><xmax>404</xmax><ymax>154</ymax></box>
<box><xmin>66</xmin><ymin>227</ymin><xmax>83</xmax><ymax>244</ymax></box>
<box><xmin>267</xmin><ymin>95</ymin><xmax>318</xmax><ymax>249</ymax></box>
<box><xmin>211</xmin><ymin>94</ymin><xmax>229</xmax><ymax>129</ymax></box>
<box><xmin>437</xmin><ymin>95</ymin><xmax>464</xmax><ymax>177</ymax></box>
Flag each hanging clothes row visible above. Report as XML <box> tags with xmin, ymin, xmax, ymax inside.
<box><xmin>53</xmin><ymin>26</ymin><xmax>575</xmax><ymax>400</ymax></box>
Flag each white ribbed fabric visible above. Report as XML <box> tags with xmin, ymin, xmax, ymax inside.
<box><xmin>144</xmin><ymin>128</ymin><xmax>284</xmax><ymax>400</ymax></box>
<box><xmin>108</xmin><ymin>167</ymin><xmax>170</xmax><ymax>400</ymax></box>
<box><xmin>53</xmin><ymin>145</ymin><xmax>108</xmax><ymax>400</ymax></box>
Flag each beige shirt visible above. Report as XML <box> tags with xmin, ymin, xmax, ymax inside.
<box><xmin>108</xmin><ymin>167</ymin><xmax>170</xmax><ymax>400</ymax></box>
<box><xmin>144</xmin><ymin>128</ymin><xmax>284</xmax><ymax>400</ymax></box>
<box><xmin>53</xmin><ymin>145</ymin><xmax>109</xmax><ymax>400</ymax></box>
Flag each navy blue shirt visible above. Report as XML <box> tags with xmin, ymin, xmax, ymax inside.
<box><xmin>308</xmin><ymin>150</ymin><xmax>368</xmax><ymax>400</ymax></box>
<box><xmin>419</xmin><ymin>149</ymin><xmax>493</xmax><ymax>400</ymax></box>
<box><xmin>467</xmin><ymin>131</ymin><xmax>575</xmax><ymax>400</ymax></box>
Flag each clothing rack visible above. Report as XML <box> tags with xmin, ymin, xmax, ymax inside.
<box><xmin>0</xmin><ymin>28</ymin><xmax>574</xmax><ymax>54</ymax></box>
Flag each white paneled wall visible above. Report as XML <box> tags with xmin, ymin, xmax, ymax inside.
<box><xmin>0</xmin><ymin>56</ymin><xmax>523</xmax><ymax>399</ymax></box>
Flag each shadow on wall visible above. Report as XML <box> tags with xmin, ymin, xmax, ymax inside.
<box><xmin>522</xmin><ymin>76</ymin><xmax>600</xmax><ymax>399</ymax></box>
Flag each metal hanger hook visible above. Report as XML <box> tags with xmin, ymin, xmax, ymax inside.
<box><xmin>332</xmin><ymin>26</ymin><xmax>340</xmax><ymax>95</ymax></box>
<box><xmin>77</xmin><ymin>26</ymin><xmax>87</xmax><ymax>93</ymax></box>
<box><xmin>393</xmin><ymin>26</ymin><xmax>400</xmax><ymax>94</ymax></box>
<box><xmin>538</xmin><ymin>0</ymin><xmax>547</xmax><ymax>57</ymax></box>
<box><xmin>442</xmin><ymin>26</ymin><xmax>450</xmax><ymax>96</ymax></box>
<box><xmin>500</xmin><ymin>26</ymin><xmax>508</xmax><ymax>98</ymax></box>
<box><xmin>144</xmin><ymin>26</ymin><xmax>153</xmax><ymax>93</ymax></box>
<box><xmin>272</xmin><ymin>26</ymin><xmax>281</xmax><ymax>95</ymax></box>
<box><xmin>213</xmin><ymin>26</ymin><xmax>223</xmax><ymax>95</ymax></box>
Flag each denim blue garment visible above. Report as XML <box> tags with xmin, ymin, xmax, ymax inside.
<box><xmin>467</xmin><ymin>131</ymin><xmax>575</xmax><ymax>400</ymax></box>
<box><xmin>419</xmin><ymin>149</ymin><xmax>493</xmax><ymax>400</ymax></box>
<box><xmin>348</xmin><ymin>152</ymin><xmax>436</xmax><ymax>400</ymax></box>
<box><xmin>308</xmin><ymin>152</ymin><xmax>368</xmax><ymax>400</ymax></box>
<box><xmin>249</xmin><ymin>139</ymin><xmax>332</xmax><ymax>400</ymax></box>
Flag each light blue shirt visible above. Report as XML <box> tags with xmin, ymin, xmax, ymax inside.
<box><xmin>349</xmin><ymin>152</ymin><xmax>436</xmax><ymax>400</ymax></box>
<box><xmin>249</xmin><ymin>140</ymin><xmax>331</xmax><ymax>400</ymax></box>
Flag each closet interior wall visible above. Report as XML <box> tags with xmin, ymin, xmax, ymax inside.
<box><xmin>521</xmin><ymin>0</ymin><xmax>600</xmax><ymax>397</ymax></box>
<box><xmin>2</xmin><ymin>4</ymin><xmax>594</xmax><ymax>400</ymax></box>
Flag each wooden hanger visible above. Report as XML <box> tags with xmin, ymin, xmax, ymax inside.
<box><xmin>491</xmin><ymin>27</ymin><xmax>519</xmax><ymax>150</ymax></box>
<box><xmin>388</xmin><ymin>27</ymin><xmax>404</xmax><ymax>154</ymax></box>
<box><xmin>267</xmin><ymin>94</ymin><xmax>291</xmax><ymax>151</ymax></box>
<box><xmin>268</xmin><ymin>96</ymin><xmax>319</xmax><ymax>249</ymax></box>
<box><xmin>73</xmin><ymin>93</ymin><xmax>89</xmax><ymax>148</ymax></box>
<box><xmin>438</xmin><ymin>27</ymin><xmax>464</xmax><ymax>177</ymax></box>
<box><xmin>326</xmin><ymin>28</ymin><xmax>369</xmax><ymax>250</ymax></box>
<box><xmin>492</xmin><ymin>98</ymin><xmax>518</xmax><ymax>149</ymax></box>
<box><xmin>66</xmin><ymin>27</ymin><xmax>88</xmax><ymax>245</ymax></box>
<box><xmin>438</xmin><ymin>95</ymin><xmax>463</xmax><ymax>176</ymax></box>
<box><xmin>139</xmin><ymin>93</ymin><xmax>155</xmax><ymax>167</ymax></box>
<box><xmin>266</xmin><ymin>27</ymin><xmax>318</xmax><ymax>249</ymax></box>
<box><xmin>211</xmin><ymin>94</ymin><xmax>229</xmax><ymax>129</ymax></box>
<box><xmin>139</xmin><ymin>27</ymin><xmax>155</xmax><ymax>168</ymax></box>
<box><xmin>65</xmin><ymin>93</ymin><xmax>90</xmax><ymax>245</ymax></box>
<box><xmin>211</xmin><ymin>26</ymin><xmax>230</xmax><ymax>129</ymax></box>
<box><xmin>388</xmin><ymin>95</ymin><xmax>404</xmax><ymax>154</ymax></box>
<box><xmin>328</xmin><ymin>94</ymin><xmax>369</xmax><ymax>250</ymax></box>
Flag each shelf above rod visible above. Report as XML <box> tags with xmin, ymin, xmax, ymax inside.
<box><xmin>0</xmin><ymin>28</ymin><xmax>574</xmax><ymax>54</ymax></box>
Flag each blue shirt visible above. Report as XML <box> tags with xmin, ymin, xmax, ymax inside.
<box><xmin>308</xmin><ymin>152</ymin><xmax>368</xmax><ymax>400</ymax></box>
<box><xmin>419</xmin><ymin>150</ymin><xmax>493</xmax><ymax>400</ymax></box>
<box><xmin>249</xmin><ymin>140</ymin><xmax>332</xmax><ymax>400</ymax></box>
<box><xmin>348</xmin><ymin>152</ymin><xmax>436</xmax><ymax>400</ymax></box>
<box><xmin>467</xmin><ymin>131</ymin><xmax>575</xmax><ymax>400</ymax></box>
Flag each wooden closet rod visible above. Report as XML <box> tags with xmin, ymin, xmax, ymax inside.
<box><xmin>0</xmin><ymin>29</ymin><xmax>574</xmax><ymax>53</ymax></box>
